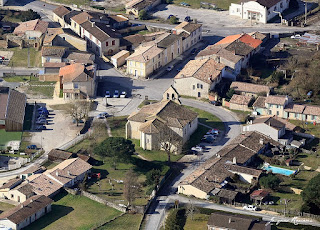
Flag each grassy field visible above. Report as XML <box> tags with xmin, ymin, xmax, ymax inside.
<box><xmin>7</xmin><ymin>48</ymin><xmax>41</xmax><ymax>67</ymax></box>
<box><xmin>2</xmin><ymin>75</ymin><xmax>38</xmax><ymax>82</ymax></box>
<box><xmin>184</xmin><ymin>213</ymin><xmax>209</xmax><ymax>230</ymax></box>
<box><xmin>24</xmin><ymin>192</ymin><xmax>122</xmax><ymax>230</ymax></box>
<box><xmin>0</xmin><ymin>130</ymin><xmax>22</xmax><ymax>150</ymax></box>
<box><xmin>46</xmin><ymin>0</ymin><xmax>90</xmax><ymax>6</ymax></box>
<box><xmin>107</xmin><ymin>116</ymin><xmax>128</xmax><ymax>138</ymax></box>
<box><xmin>0</xmin><ymin>202</ymin><xmax>14</xmax><ymax>213</ymax></box>
<box><xmin>42</xmin><ymin>160</ymin><xmax>59</xmax><ymax>170</ymax></box>
<box><xmin>173</xmin><ymin>0</ymin><xmax>239</xmax><ymax>10</ymax></box>
<box><xmin>97</xmin><ymin>214</ymin><xmax>143</xmax><ymax>230</ymax></box>
<box><xmin>290</xmin><ymin>119</ymin><xmax>320</xmax><ymax>138</ymax></box>
<box><xmin>26</xmin><ymin>83</ymin><xmax>56</xmax><ymax>99</ymax></box>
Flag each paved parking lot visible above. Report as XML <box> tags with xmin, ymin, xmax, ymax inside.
<box><xmin>30</xmin><ymin>106</ymin><xmax>82</xmax><ymax>152</ymax></box>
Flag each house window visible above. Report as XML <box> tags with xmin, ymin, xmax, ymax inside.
<box><xmin>274</xmin><ymin>6</ymin><xmax>277</xmax><ymax>10</ymax></box>
<box><xmin>200</xmin><ymin>84</ymin><xmax>203</xmax><ymax>89</ymax></box>
<box><xmin>112</xmin><ymin>40</ymin><xmax>115</xmax><ymax>45</ymax></box>
<box><xmin>197</xmin><ymin>83</ymin><xmax>200</xmax><ymax>88</ymax></box>
<box><xmin>74</xmin><ymin>83</ymin><xmax>78</xmax><ymax>89</ymax></box>
<box><xmin>198</xmin><ymin>92</ymin><xmax>201</xmax><ymax>97</ymax></box>
<box><xmin>280</xmin><ymin>2</ymin><xmax>283</xmax><ymax>8</ymax></box>
<box><xmin>311</xmin><ymin>115</ymin><xmax>315</xmax><ymax>120</ymax></box>
<box><xmin>277</xmin><ymin>111</ymin><xmax>280</xmax><ymax>116</ymax></box>
<box><xmin>140</xmin><ymin>63</ymin><xmax>143</xmax><ymax>68</ymax></box>
<box><xmin>295</xmin><ymin>113</ymin><xmax>298</xmax><ymax>118</ymax></box>
<box><xmin>167</xmin><ymin>93</ymin><xmax>170</xmax><ymax>99</ymax></box>
<box><xmin>158</xmin><ymin>54</ymin><xmax>161</xmax><ymax>58</ymax></box>
<box><xmin>268</xmin><ymin>110</ymin><xmax>272</xmax><ymax>115</ymax></box>
<box><xmin>172</xmin><ymin>94</ymin><xmax>175</xmax><ymax>100</ymax></box>
<box><xmin>106</xmin><ymin>41</ymin><xmax>108</xmax><ymax>46</ymax></box>
<box><xmin>193</xmin><ymin>85</ymin><xmax>195</xmax><ymax>90</ymax></box>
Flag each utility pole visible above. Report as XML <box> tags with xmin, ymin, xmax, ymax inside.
<box><xmin>305</xmin><ymin>2</ymin><xmax>308</xmax><ymax>25</ymax></box>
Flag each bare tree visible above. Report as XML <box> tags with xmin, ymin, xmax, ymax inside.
<box><xmin>158</xmin><ymin>125</ymin><xmax>182</xmax><ymax>163</ymax></box>
<box><xmin>123</xmin><ymin>170</ymin><xmax>141</xmax><ymax>206</ymax></box>
<box><xmin>67</xmin><ymin>100</ymin><xmax>90</xmax><ymax>126</ymax></box>
<box><xmin>90</xmin><ymin>121</ymin><xmax>108</xmax><ymax>144</ymax></box>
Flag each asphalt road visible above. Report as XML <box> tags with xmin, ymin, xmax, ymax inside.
<box><xmin>144</xmin><ymin>98</ymin><xmax>242</xmax><ymax>230</ymax></box>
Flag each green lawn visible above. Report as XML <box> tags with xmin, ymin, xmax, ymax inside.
<box><xmin>0</xmin><ymin>130</ymin><xmax>22</xmax><ymax>150</ymax></box>
<box><xmin>173</xmin><ymin>0</ymin><xmax>238</xmax><ymax>10</ymax></box>
<box><xmin>107</xmin><ymin>116</ymin><xmax>128</xmax><ymax>138</ymax></box>
<box><xmin>97</xmin><ymin>214</ymin><xmax>143</xmax><ymax>230</ymax></box>
<box><xmin>290</xmin><ymin>119</ymin><xmax>320</xmax><ymax>138</ymax></box>
<box><xmin>0</xmin><ymin>202</ymin><xmax>15</xmax><ymax>213</ymax></box>
<box><xmin>6</xmin><ymin>47</ymin><xmax>41</xmax><ymax>67</ymax></box>
<box><xmin>2</xmin><ymin>75</ymin><xmax>38</xmax><ymax>82</ymax></box>
<box><xmin>184</xmin><ymin>213</ymin><xmax>209</xmax><ymax>230</ymax></box>
<box><xmin>42</xmin><ymin>160</ymin><xmax>59</xmax><ymax>170</ymax></box>
<box><xmin>229</xmin><ymin>109</ymin><xmax>251</xmax><ymax>123</ymax></box>
<box><xmin>26</xmin><ymin>84</ymin><xmax>56</xmax><ymax>99</ymax></box>
<box><xmin>24</xmin><ymin>192</ymin><xmax>122</xmax><ymax>230</ymax></box>
<box><xmin>48</xmin><ymin>0</ymin><xmax>90</xmax><ymax>6</ymax></box>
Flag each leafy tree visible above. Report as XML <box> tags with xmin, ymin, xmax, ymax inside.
<box><xmin>138</xmin><ymin>10</ymin><xmax>148</xmax><ymax>20</ymax></box>
<box><xmin>225</xmin><ymin>88</ymin><xmax>234</xmax><ymax>101</ymax></box>
<box><xmin>169</xmin><ymin>16</ymin><xmax>179</xmax><ymax>24</ymax></box>
<box><xmin>165</xmin><ymin>208</ymin><xmax>186</xmax><ymax>230</ymax></box>
<box><xmin>123</xmin><ymin>170</ymin><xmax>141</xmax><ymax>206</ymax></box>
<box><xmin>259</xmin><ymin>174</ymin><xmax>281</xmax><ymax>190</ymax></box>
<box><xmin>146</xmin><ymin>169</ymin><xmax>161</xmax><ymax>186</ymax></box>
<box><xmin>94</xmin><ymin>137</ymin><xmax>135</xmax><ymax>169</ymax></box>
<box><xmin>301</xmin><ymin>174</ymin><xmax>320</xmax><ymax>214</ymax></box>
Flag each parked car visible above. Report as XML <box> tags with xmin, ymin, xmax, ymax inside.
<box><xmin>35</xmin><ymin>125</ymin><xmax>46</xmax><ymax>130</ymax></box>
<box><xmin>191</xmin><ymin>48</ymin><xmax>197</xmax><ymax>55</ymax></box>
<box><xmin>191</xmin><ymin>146</ymin><xmax>203</xmax><ymax>152</ymax></box>
<box><xmin>166</xmin><ymin>65</ymin><xmax>173</xmax><ymax>71</ymax></box>
<box><xmin>201</xmin><ymin>136</ymin><xmax>215</xmax><ymax>143</ymax></box>
<box><xmin>27</xmin><ymin>145</ymin><xmax>37</xmax><ymax>150</ymax></box>
<box><xmin>243</xmin><ymin>205</ymin><xmax>257</xmax><ymax>211</ymax></box>
<box><xmin>113</xmin><ymin>90</ymin><xmax>119</xmax><ymax>98</ymax></box>
<box><xmin>36</xmin><ymin>120</ymin><xmax>47</xmax><ymax>125</ymax></box>
<box><xmin>120</xmin><ymin>91</ymin><xmax>127</xmax><ymax>98</ymax></box>
<box><xmin>290</xmin><ymin>34</ymin><xmax>301</xmax><ymax>39</ymax></box>
<box><xmin>167</xmin><ymin>14</ymin><xmax>174</xmax><ymax>20</ymax></box>
<box><xmin>97</xmin><ymin>112</ymin><xmax>109</xmax><ymax>119</ymax></box>
<box><xmin>209</xmin><ymin>101</ymin><xmax>221</xmax><ymax>106</ymax></box>
<box><xmin>105</xmin><ymin>91</ymin><xmax>111</xmax><ymax>98</ymax></box>
<box><xmin>208</xmin><ymin>129</ymin><xmax>219</xmax><ymax>135</ymax></box>
<box><xmin>184</xmin><ymin>16</ymin><xmax>191</xmax><ymax>22</ymax></box>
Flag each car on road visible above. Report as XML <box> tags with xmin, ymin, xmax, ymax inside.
<box><xmin>97</xmin><ymin>112</ymin><xmax>109</xmax><ymax>119</ymax></box>
<box><xmin>113</xmin><ymin>90</ymin><xmax>120</xmax><ymax>98</ymax></box>
<box><xmin>191</xmin><ymin>146</ymin><xmax>203</xmax><ymax>152</ymax></box>
<box><xmin>191</xmin><ymin>48</ymin><xmax>197</xmax><ymax>55</ymax></box>
<box><xmin>243</xmin><ymin>205</ymin><xmax>257</xmax><ymax>211</ymax></box>
<box><xmin>120</xmin><ymin>91</ymin><xmax>127</xmax><ymax>98</ymax></box>
<box><xmin>27</xmin><ymin>145</ymin><xmax>37</xmax><ymax>150</ymax></box>
<box><xmin>105</xmin><ymin>91</ymin><xmax>111</xmax><ymax>98</ymax></box>
<box><xmin>166</xmin><ymin>65</ymin><xmax>173</xmax><ymax>71</ymax></box>
<box><xmin>291</xmin><ymin>34</ymin><xmax>301</xmax><ymax>39</ymax></box>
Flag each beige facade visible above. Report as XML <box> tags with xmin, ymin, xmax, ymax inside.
<box><xmin>111</xmin><ymin>50</ymin><xmax>130</xmax><ymax>68</ymax></box>
<box><xmin>178</xmin><ymin>184</ymin><xmax>209</xmax><ymax>199</ymax></box>
<box><xmin>7</xmin><ymin>189</ymin><xmax>28</xmax><ymax>203</ymax></box>
<box><xmin>174</xmin><ymin>77</ymin><xmax>212</xmax><ymax>99</ymax></box>
<box><xmin>229</xmin><ymin>102</ymin><xmax>251</xmax><ymax>111</ymax></box>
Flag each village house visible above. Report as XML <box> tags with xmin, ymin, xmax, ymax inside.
<box><xmin>172</xmin><ymin>22</ymin><xmax>202</xmax><ymax>53</ymax></box>
<box><xmin>43</xmin><ymin>28</ymin><xmax>87</xmax><ymax>51</ymax></box>
<box><xmin>19</xmin><ymin>166</ymin><xmax>46</xmax><ymax>180</ymax></box>
<box><xmin>48</xmin><ymin>149</ymin><xmax>74</xmax><ymax>162</ymax></box>
<box><xmin>243</xmin><ymin>116</ymin><xmax>292</xmax><ymax>145</ymax></box>
<box><xmin>207</xmin><ymin>212</ymin><xmax>271</xmax><ymax>230</ymax></box>
<box><xmin>125</xmin><ymin>0</ymin><xmax>161</xmax><ymax>16</ymax></box>
<box><xmin>173</xmin><ymin>59</ymin><xmax>226</xmax><ymax>99</ymax></box>
<box><xmin>0</xmin><ymin>195</ymin><xmax>53</xmax><ymax>230</ymax></box>
<box><xmin>41</xmin><ymin>46</ymin><xmax>67</xmax><ymax>66</ymax></box>
<box><xmin>53</xmin><ymin>6</ymin><xmax>72</xmax><ymax>28</ymax></box>
<box><xmin>59</xmin><ymin>63</ymin><xmax>97</xmax><ymax>99</ymax></box>
<box><xmin>178</xmin><ymin>131</ymin><xmax>280</xmax><ymax>199</ymax></box>
<box><xmin>122</xmin><ymin>31</ymin><xmax>167</xmax><ymax>50</ymax></box>
<box><xmin>250</xmin><ymin>189</ymin><xmax>270</xmax><ymax>205</ymax></box>
<box><xmin>229</xmin><ymin>0</ymin><xmax>290</xmax><ymax>24</ymax></box>
<box><xmin>253</xmin><ymin>95</ymin><xmax>292</xmax><ymax>117</ymax></box>
<box><xmin>0</xmin><ymin>178</ymin><xmax>22</xmax><ymax>199</ymax></box>
<box><xmin>228</xmin><ymin>94</ymin><xmax>253</xmax><ymax>111</ymax></box>
<box><xmin>7</xmin><ymin>182</ymin><xmax>35</xmax><ymax>203</ymax></box>
<box><xmin>126</xmin><ymin>100</ymin><xmax>198</xmax><ymax>152</ymax></box>
<box><xmin>163</xmin><ymin>85</ymin><xmax>181</xmax><ymax>104</ymax></box>
<box><xmin>111</xmin><ymin>50</ymin><xmax>130</xmax><ymax>68</ymax></box>
<box><xmin>0</xmin><ymin>87</ymin><xmax>26</xmax><ymax>132</ymax></box>
<box><xmin>196</xmin><ymin>33</ymin><xmax>262</xmax><ymax>79</ymax></box>
<box><xmin>230</xmin><ymin>81</ymin><xmax>272</xmax><ymax>97</ymax></box>
<box><xmin>27</xmin><ymin>174</ymin><xmax>63</xmax><ymax>198</ymax></box>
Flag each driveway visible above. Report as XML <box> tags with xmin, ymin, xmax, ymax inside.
<box><xmin>144</xmin><ymin>98</ymin><xmax>242</xmax><ymax>230</ymax></box>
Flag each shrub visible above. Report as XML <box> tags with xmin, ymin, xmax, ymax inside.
<box><xmin>259</xmin><ymin>174</ymin><xmax>281</xmax><ymax>190</ymax></box>
<box><xmin>165</xmin><ymin>208</ymin><xmax>186</xmax><ymax>230</ymax></box>
<box><xmin>145</xmin><ymin>169</ymin><xmax>161</xmax><ymax>186</ymax></box>
<box><xmin>138</xmin><ymin>10</ymin><xmax>148</xmax><ymax>20</ymax></box>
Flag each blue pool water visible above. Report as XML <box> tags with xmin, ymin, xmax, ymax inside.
<box><xmin>262</xmin><ymin>165</ymin><xmax>296</xmax><ymax>176</ymax></box>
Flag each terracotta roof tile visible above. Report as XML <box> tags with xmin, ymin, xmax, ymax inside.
<box><xmin>265</xmin><ymin>95</ymin><xmax>289</xmax><ymax>105</ymax></box>
<box><xmin>216</xmin><ymin>34</ymin><xmax>242</xmax><ymax>45</ymax></box>
<box><xmin>239</xmin><ymin>34</ymin><xmax>262</xmax><ymax>48</ymax></box>
<box><xmin>71</xmin><ymin>12</ymin><xmax>92</xmax><ymax>25</ymax></box>
<box><xmin>53</xmin><ymin>6</ymin><xmax>71</xmax><ymax>18</ymax></box>
<box><xmin>14</xmin><ymin>19</ymin><xmax>48</xmax><ymax>35</ymax></box>
<box><xmin>230</xmin><ymin>82</ymin><xmax>270</xmax><ymax>94</ymax></box>
<box><xmin>41</xmin><ymin>46</ymin><xmax>66</xmax><ymax>57</ymax></box>
<box><xmin>175</xmin><ymin>59</ymin><xmax>225</xmax><ymax>84</ymax></box>
<box><xmin>303</xmin><ymin>105</ymin><xmax>320</xmax><ymax>116</ymax></box>
<box><xmin>229</xmin><ymin>94</ymin><xmax>252</xmax><ymax>105</ymax></box>
<box><xmin>0</xmin><ymin>195</ymin><xmax>53</xmax><ymax>224</ymax></box>
<box><xmin>284</xmin><ymin>103</ymin><xmax>305</xmax><ymax>113</ymax></box>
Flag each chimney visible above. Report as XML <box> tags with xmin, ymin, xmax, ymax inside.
<box><xmin>91</xmin><ymin>21</ymin><xmax>95</xmax><ymax>27</ymax></box>
<box><xmin>259</xmin><ymin>138</ymin><xmax>264</xmax><ymax>145</ymax></box>
<box><xmin>56</xmin><ymin>171</ymin><xmax>59</xmax><ymax>177</ymax></box>
<box><xmin>30</xmin><ymin>199</ymin><xmax>33</xmax><ymax>202</ymax></box>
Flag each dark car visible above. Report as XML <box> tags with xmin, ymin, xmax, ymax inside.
<box><xmin>201</xmin><ymin>136</ymin><xmax>215</xmax><ymax>143</ymax></box>
<box><xmin>27</xmin><ymin>145</ymin><xmax>37</xmax><ymax>149</ymax></box>
<box><xmin>184</xmin><ymin>16</ymin><xmax>191</xmax><ymax>22</ymax></box>
<box><xmin>191</xmin><ymin>48</ymin><xmax>197</xmax><ymax>55</ymax></box>
<box><xmin>209</xmin><ymin>101</ymin><xmax>221</xmax><ymax>106</ymax></box>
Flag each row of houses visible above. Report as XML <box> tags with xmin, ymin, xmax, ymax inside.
<box><xmin>0</xmin><ymin>156</ymin><xmax>92</xmax><ymax>230</ymax></box>
<box><xmin>253</xmin><ymin>95</ymin><xmax>320</xmax><ymax>122</ymax></box>
<box><xmin>172</xmin><ymin>32</ymin><xmax>264</xmax><ymax>99</ymax></box>
<box><xmin>53</xmin><ymin>6</ymin><xmax>129</xmax><ymax>56</ymax></box>
<box><xmin>178</xmin><ymin>131</ymin><xmax>281</xmax><ymax>200</ymax></box>
<box><xmin>125</xmin><ymin>21</ymin><xmax>202</xmax><ymax>78</ymax></box>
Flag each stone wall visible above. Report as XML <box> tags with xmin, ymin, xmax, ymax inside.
<box><xmin>81</xmin><ymin>190</ymin><xmax>126</xmax><ymax>212</ymax></box>
<box><xmin>39</xmin><ymin>74</ymin><xmax>60</xmax><ymax>82</ymax></box>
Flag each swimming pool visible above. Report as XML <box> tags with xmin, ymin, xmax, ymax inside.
<box><xmin>262</xmin><ymin>164</ymin><xmax>296</xmax><ymax>176</ymax></box>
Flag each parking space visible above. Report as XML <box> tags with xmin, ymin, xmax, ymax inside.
<box><xmin>30</xmin><ymin>104</ymin><xmax>82</xmax><ymax>152</ymax></box>
<box><xmin>97</xmin><ymin>81</ymin><xmax>131</xmax><ymax>98</ymax></box>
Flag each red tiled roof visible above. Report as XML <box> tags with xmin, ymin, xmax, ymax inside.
<box><xmin>250</xmin><ymin>189</ymin><xmax>269</xmax><ymax>199</ymax></box>
<box><xmin>216</xmin><ymin>34</ymin><xmax>242</xmax><ymax>45</ymax></box>
<box><xmin>239</xmin><ymin>34</ymin><xmax>262</xmax><ymax>48</ymax></box>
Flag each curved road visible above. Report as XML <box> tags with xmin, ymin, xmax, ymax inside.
<box><xmin>144</xmin><ymin>98</ymin><xmax>242</xmax><ymax>230</ymax></box>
